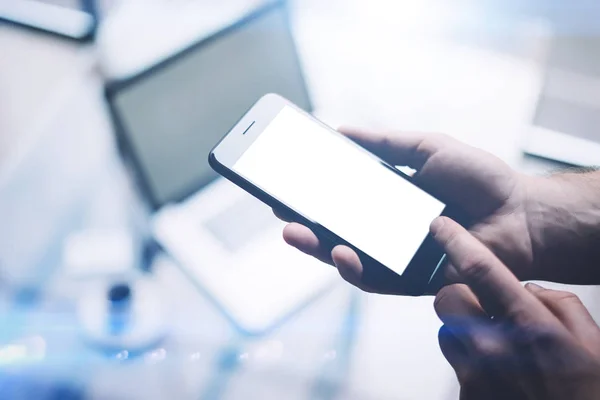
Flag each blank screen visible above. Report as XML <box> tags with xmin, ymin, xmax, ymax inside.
<box><xmin>233</xmin><ymin>106</ymin><xmax>446</xmax><ymax>276</ymax></box>
<box><xmin>112</xmin><ymin>5</ymin><xmax>310</xmax><ymax>206</ymax></box>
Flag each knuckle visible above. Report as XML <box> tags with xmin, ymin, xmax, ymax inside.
<box><xmin>504</xmin><ymin>304</ymin><xmax>534</xmax><ymax>326</ymax></box>
<box><xmin>458</xmin><ymin>256</ymin><xmax>491</xmax><ymax>286</ymax></box>
<box><xmin>526</xmin><ymin>328</ymin><xmax>556</xmax><ymax>348</ymax></box>
<box><xmin>411</xmin><ymin>133</ymin><xmax>446</xmax><ymax>162</ymax></box>
<box><xmin>546</xmin><ymin>290</ymin><xmax>582</xmax><ymax>306</ymax></box>
<box><xmin>377</xmin><ymin>133</ymin><xmax>396</xmax><ymax>151</ymax></box>
<box><xmin>509</xmin><ymin>321</ymin><xmax>562</xmax><ymax>349</ymax></box>
<box><xmin>441</xmin><ymin>225</ymin><xmax>461</xmax><ymax>247</ymax></box>
<box><xmin>434</xmin><ymin>287</ymin><xmax>451</xmax><ymax>314</ymax></box>
<box><xmin>421</xmin><ymin>132</ymin><xmax>452</xmax><ymax>151</ymax></box>
<box><xmin>415</xmin><ymin>136</ymin><xmax>437</xmax><ymax>158</ymax></box>
<box><xmin>434</xmin><ymin>284</ymin><xmax>463</xmax><ymax>314</ymax></box>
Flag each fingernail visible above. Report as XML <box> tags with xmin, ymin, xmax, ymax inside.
<box><xmin>525</xmin><ymin>282</ymin><xmax>545</xmax><ymax>293</ymax></box>
<box><xmin>430</xmin><ymin>217</ymin><xmax>446</xmax><ymax>235</ymax></box>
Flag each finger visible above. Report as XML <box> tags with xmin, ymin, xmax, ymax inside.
<box><xmin>331</xmin><ymin>245</ymin><xmax>362</xmax><ymax>284</ymax></box>
<box><xmin>272</xmin><ymin>208</ymin><xmax>294</xmax><ymax>223</ymax></box>
<box><xmin>425</xmin><ymin>261</ymin><xmax>463</xmax><ymax>295</ymax></box>
<box><xmin>337</xmin><ymin>127</ymin><xmax>453</xmax><ymax>169</ymax></box>
<box><xmin>330</xmin><ymin>246</ymin><xmax>388</xmax><ymax>293</ymax></box>
<box><xmin>282</xmin><ymin>223</ymin><xmax>333</xmax><ymax>265</ymax></box>
<box><xmin>459</xmin><ymin>371</ymin><xmax>521</xmax><ymax>400</ymax></box>
<box><xmin>283</xmin><ymin>227</ymin><xmax>404</xmax><ymax>294</ymax></box>
<box><xmin>439</xmin><ymin>329</ymin><xmax>511</xmax><ymax>400</ymax></box>
<box><xmin>331</xmin><ymin>246</ymin><xmax>407</xmax><ymax>295</ymax></box>
<box><xmin>435</xmin><ymin>284</ymin><xmax>510</xmax><ymax>359</ymax></box>
<box><xmin>438</xmin><ymin>325</ymin><xmax>472</xmax><ymax>384</ymax></box>
<box><xmin>526</xmin><ymin>283</ymin><xmax>600</xmax><ymax>345</ymax></box>
<box><xmin>434</xmin><ymin>284</ymin><xmax>488</xmax><ymax>328</ymax></box>
<box><xmin>430</xmin><ymin>217</ymin><xmax>555</xmax><ymax>325</ymax></box>
<box><xmin>445</xmin><ymin>263</ymin><xmax>462</xmax><ymax>283</ymax></box>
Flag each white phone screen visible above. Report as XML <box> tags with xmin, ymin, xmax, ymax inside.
<box><xmin>233</xmin><ymin>106</ymin><xmax>445</xmax><ymax>275</ymax></box>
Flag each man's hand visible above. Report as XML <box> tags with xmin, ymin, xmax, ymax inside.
<box><xmin>275</xmin><ymin>129</ymin><xmax>600</xmax><ymax>294</ymax></box>
<box><xmin>276</xmin><ymin>129</ymin><xmax>536</xmax><ymax>294</ymax></box>
<box><xmin>432</xmin><ymin>217</ymin><xmax>600</xmax><ymax>400</ymax></box>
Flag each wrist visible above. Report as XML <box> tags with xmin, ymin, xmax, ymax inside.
<box><xmin>524</xmin><ymin>170</ymin><xmax>600</xmax><ymax>283</ymax></box>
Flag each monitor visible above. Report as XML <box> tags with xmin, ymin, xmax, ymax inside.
<box><xmin>106</xmin><ymin>1</ymin><xmax>311</xmax><ymax>208</ymax></box>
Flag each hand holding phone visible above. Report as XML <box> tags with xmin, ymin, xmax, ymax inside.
<box><xmin>210</xmin><ymin>94</ymin><xmax>453</xmax><ymax>295</ymax></box>
<box><xmin>280</xmin><ymin>127</ymin><xmax>536</xmax><ymax>295</ymax></box>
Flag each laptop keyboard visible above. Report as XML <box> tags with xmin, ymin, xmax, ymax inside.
<box><xmin>204</xmin><ymin>196</ymin><xmax>281</xmax><ymax>252</ymax></box>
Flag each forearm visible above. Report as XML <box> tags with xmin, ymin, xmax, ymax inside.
<box><xmin>526</xmin><ymin>170</ymin><xmax>600</xmax><ymax>284</ymax></box>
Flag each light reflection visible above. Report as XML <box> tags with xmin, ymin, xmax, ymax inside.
<box><xmin>23</xmin><ymin>335</ymin><xmax>46</xmax><ymax>361</ymax></box>
<box><xmin>115</xmin><ymin>350</ymin><xmax>129</xmax><ymax>361</ymax></box>
<box><xmin>323</xmin><ymin>350</ymin><xmax>337</xmax><ymax>362</ymax></box>
<box><xmin>0</xmin><ymin>345</ymin><xmax>28</xmax><ymax>365</ymax></box>
<box><xmin>0</xmin><ymin>335</ymin><xmax>47</xmax><ymax>365</ymax></box>
<box><xmin>144</xmin><ymin>348</ymin><xmax>167</xmax><ymax>364</ymax></box>
<box><xmin>253</xmin><ymin>340</ymin><xmax>284</xmax><ymax>364</ymax></box>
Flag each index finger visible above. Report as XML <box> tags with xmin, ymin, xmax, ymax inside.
<box><xmin>430</xmin><ymin>217</ymin><xmax>555</xmax><ymax>325</ymax></box>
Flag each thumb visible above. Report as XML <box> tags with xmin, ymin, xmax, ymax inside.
<box><xmin>337</xmin><ymin>128</ymin><xmax>450</xmax><ymax>169</ymax></box>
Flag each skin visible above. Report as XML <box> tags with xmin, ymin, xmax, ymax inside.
<box><xmin>432</xmin><ymin>217</ymin><xmax>600</xmax><ymax>400</ymax></box>
<box><xmin>275</xmin><ymin>129</ymin><xmax>600</xmax><ymax>398</ymax></box>
<box><xmin>276</xmin><ymin>128</ymin><xmax>600</xmax><ymax>294</ymax></box>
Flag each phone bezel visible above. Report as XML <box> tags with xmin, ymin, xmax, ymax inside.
<box><xmin>209</xmin><ymin>93</ymin><xmax>451</xmax><ymax>296</ymax></box>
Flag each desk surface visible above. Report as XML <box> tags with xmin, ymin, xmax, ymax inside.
<box><xmin>1</xmin><ymin>1</ymin><xmax>598</xmax><ymax>399</ymax></box>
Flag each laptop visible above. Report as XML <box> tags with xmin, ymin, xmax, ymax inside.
<box><xmin>523</xmin><ymin>36</ymin><xmax>600</xmax><ymax>166</ymax></box>
<box><xmin>105</xmin><ymin>1</ymin><xmax>338</xmax><ymax>335</ymax></box>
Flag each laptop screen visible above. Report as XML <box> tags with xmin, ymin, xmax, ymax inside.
<box><xmin>109</xmin><ymin>2</ymin><xmax>311</xmax><ymax>208</ymax></box>
<box><xmin>533</xmin><ymin>36</ymin><xmax>600</xmax><ymax>145</ymax></box>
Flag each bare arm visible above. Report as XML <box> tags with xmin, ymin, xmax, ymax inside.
<box><xmin>526</xmin><ymin>169</ymin><xmax>600</xmax><ymax>284</ymax></box>
<box><xmin>278</xmin><ymin>129</ymin><xmax>600</xmax><ymax>294</ymax></box>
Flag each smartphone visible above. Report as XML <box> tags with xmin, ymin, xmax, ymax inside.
<box><xmin>209</xmin><ymin>94</ymin><xmax>453</xmax><ymax>295</ymax></box>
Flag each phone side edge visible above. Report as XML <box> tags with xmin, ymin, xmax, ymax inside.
<box><xmin>208</xmin><ymin>152</ymin><xmax>314</xmax><ymax>230</ymax></box>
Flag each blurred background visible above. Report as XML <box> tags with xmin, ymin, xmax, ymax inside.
<box><xmin>1</xmin><ymin>0</ymin><xmax>600</xmax><ymax>399</ymax></box>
